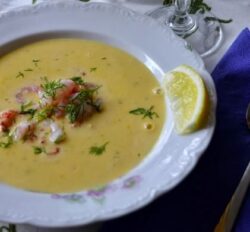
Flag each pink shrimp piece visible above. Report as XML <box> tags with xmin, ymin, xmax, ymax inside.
<box><xmin>38</xmin><ymin>89</ymin><xmax>52</xmax><ymax>106</ymax></box>
<box><xmin>12</xmin><ymin>121</ymin><xmax>36</xmax><ymax>141</ymax></box>
<box><xmin>47</xmin><ymin>147</ymin><xmax>60</xmax><ymax>156</ymax></box>
<box><xmin>53</xmin><ymin>80</ymin><xmax>79</xmax><ymax>105</ymax></box>
<box><xmin>0</xmin><ymin>110</ymin><xmax>18</xmax><ymax>132</ymax></box>
<box><xmin>15</xmin><ymin>85</ymin><xmax>40</xmax><ymax>104</ymax></box>
<box><xmin>53</xmin><ymin>104</ymin><xmax>66</xmax><ymax>118</ymax></box>
<box><xmin>39</xmin><ymin>80</ymin><xmax>79</xmax><ymax>107</ymax></box>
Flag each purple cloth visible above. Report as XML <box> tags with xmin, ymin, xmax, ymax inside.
<box><xmin>100</xmin><ymin>28</ymin><xmax>250</xmax><ymax>232</ymax></box>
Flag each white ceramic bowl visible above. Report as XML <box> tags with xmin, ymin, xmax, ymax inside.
<box><xmin>0</xmin><ymin>1</ymin><xmax>216</xmax><ymax>227</ymax></box>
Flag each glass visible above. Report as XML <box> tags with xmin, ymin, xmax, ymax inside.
<box><xmin>147</xmin><ymin>0</ymin><xmax>223</xmax><ymax>57</ymax></box>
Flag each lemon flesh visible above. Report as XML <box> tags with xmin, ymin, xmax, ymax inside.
<box><xmin>164</xmin><ymin>65</ymin><xmax>208</xmax><ymax>134</ymax></box>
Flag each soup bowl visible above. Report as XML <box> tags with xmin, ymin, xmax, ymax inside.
<box><xmin>0</xmin><ymin>1</ymin><xmax>216</xmax><ymax>227</ymax></box>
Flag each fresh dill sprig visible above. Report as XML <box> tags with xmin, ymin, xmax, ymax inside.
<box><xmin>70</xmin><ymin>76</ymin><xmax>85</xmax><ymax>85</ymax></box>
<box><xmin>20</xmin><ymin>103</ymin><xmax>37</xmax><ymax>119</ymax></box>
<box><xmin>34</xmin><ymin>107</ymin><xmax>53</xmax><ymax>122</ymax></box>
<box><xmin>204</xmin><ymin>16</ymin><xmax>233</xmax><ymax>24</ymax></box>
<box><xmin>163</xmin><ymin>0</ymin><xmax>173</xmax><ymax>6</ymax></box>
<box><xmin>189</xmin><ymin>0</ymin><xmax>211</xmax><ymax>14</ymax></box>
<box><xmin>65</xmin><ymin>86</ymin><xmax>101</xmax><ymax>123</ymax></box>
<box><xmin>163</xmin><ymin>0</ymin><xmax>211</xmax><ymax>13</ymax></box>
<box><xmin>33</xmin><ymin>146</ymin><xmax>46</xmax><ymax>155</ymax></box>
<box><xmin>89</xmin><ymin>142</ymin><xmax>109</xmax><ymax>155</ymax></box>
<box><xmin>0</xmin><ymin>224</ymin><xmax>16</xmax><ymax>232</ymax></box>
<box><xmin>129</xmin><ymin>106</ymin><xmax>159</xmax><ymax>119</ymax></box>
<box><xmin>16</xmin><ymin>72</ymin><xmax>24</xmax><ymax>78</ymax></box>
<box><xmin>163</xmin><ymin>0</ymin><xmax>232</xmax><ymax>23</ymax></box>
<box><xmin>72</xmin><ymin>86</ymin><xmax>101</xmax><ymax>102</ymax></box>
<box><xmin>90</xmin><ymin>67</ymin><xmax>97</xmax><ymax>72</ymax></box>
<box><xmin>0</xmin><ymin>135</ymin><xmax>13</xmax><ymax>149</ymax></box>
<box><xmin>24</xmin><ymin>68</ymin><xmax>33</xmax><ymax>72</ymax></box>
<box><xmin>41</xmin><ymin>77</ymin><xmax>65</xmax><ymax>99</ymax></box>
<box><xmin>32</xmin><ymin>59</ymin><xmax>40</xmax><ymax>66</ymax></box>
<box><xmin>65</xmin><ymin>103</ymin><xmax>83</xmax><ymax>124</ymax></box>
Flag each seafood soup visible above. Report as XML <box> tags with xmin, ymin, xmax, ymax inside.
<box><xmin>0</xmin><ymin>38</ymin><xmax>165</xmax><ymax>193</ymax></box>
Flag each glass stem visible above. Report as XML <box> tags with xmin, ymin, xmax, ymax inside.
<box><xmin>168</xmin><ymin>0</ymin><xmax>197</xmax><ymax>36</ymax></box>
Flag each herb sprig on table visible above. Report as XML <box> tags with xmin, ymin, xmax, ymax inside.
<box><xmin>163</xmin><ymin>0</ymin><xmax>232</xmax><ymax>24</ymax></box>
<box><xmin>0</xmin><ymin>224</ymin><xmax>16</xmax><ymax>232</ymax></box>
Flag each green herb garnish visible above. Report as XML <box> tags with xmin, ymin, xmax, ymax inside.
<box><xmin>32</xmin><ymin>59</ymin><xmax>40</xmax><ymax>66</ymax></box>
<box><xmin>89</xmin><ymin>142</ymin><xmax>109</xmax><ymax>155</ymax></box>
<box><xmin>71</xmin><ymin>76</ymin><xmax>85</xmax><ymax>85</ymax></box>
<box><xmin>33</xmin><ymin>146</ymin><xmax>43</xmax><ymax>154</ymax></box>
<box><xmin>65</xmin><ymin>103</ymin><xmax>83</xmax><ymax>124</ymax></box>
<box><xmin>163</xmin><ymin>0</ymin><xmax>211</xmax><ymax>13</ymax></box>
<box><xmin>189</xmin><ymin>0</ymin><xmax>211</xmax><ymax>14</ymax></box>
<box><xmin>163</xmin><ymin>0</ymin><xmax>173</xmax><ymax>6</ymax></box>
<box><xmin>24</xmin><ymin>68</ymin><xmax>33</xmax><ymax>72</ymax></box>
<box><xmin>0</xmin><ymin>135</ymin><xmax>13</xmax><ymax>149</ymax></box>
<box><xmin>73</xmin><ymin>86</ymin><xmax>101</xmax><ymax>101</ymax></box>
<box><xmin>129</xmin><ymin>106</ymin><xmax>159</xmax><ymax>119</ymax></box>
<box><xmin>20</xmin><ymin>103</ymin><xmax>37</xmax><ymax>119</ymax></box>
<box><xmin>41</xmin><ymin>77</ymin><xmax>64</xmax><ymax>99</ymax></box>
<box><xmin>65</xmin><ymin>86</ymin><xmax>101</xmax><ymax>123</ymax></box>
<box><xmin>34</xmin><ymin>107</ymin><xmax>53</xmax><ymax>122</ymax></box>
<box><xmin>0</xmin><ymin>224</ymin><xmax>16</xmax><ymax>232</ymax></box>
<box><xmin>90</xmin><ymin>67</ymin><xmax>97</xmax><ymax>72</ymax></box>
<box><xmin>16</xmin><ymin>72</ymin><xmax>24</xmax><ymax>78</ymax></box>
<box><xmin>33</xmin><ymin>146</ymin><xmax>46</xmax><ymax>155</ymax></box>
<box><xmin>204</xmin><ymin>16</ymin><xmax>233</xmax><ymax>24</ymax></box>
<box><xmin>163</xmin><ymin>0</ymin><xmax>232</xmax><ymax>23</ymax></box>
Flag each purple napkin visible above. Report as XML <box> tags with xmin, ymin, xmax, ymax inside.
<box><xmin>100</xmin><ymin>28</ymin><xmax>250</xmax><ymax>232</ymax></box>
<box><xmin>215</xmin><ymin>28</ymin><xmax>250</xmax><ymax>232</ymax></box>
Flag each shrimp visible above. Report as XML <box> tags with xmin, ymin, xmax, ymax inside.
<box><xmin>39</xmin><ymin>79</ymin><xmax>79</xmax><ymax>107</ymax></box>
<box><xmin>55</xmin><ymin>80</ymin><xmax>79</xmax><ymax>104</ymax></box>
<box><xmin>43</xmin><ymin>120</ymin><xmax>65</xmax><ymax>144</ymax></box>
<box><xmin>12</xmin><ymin>121</ymin><xmax>36</xmax><ymax>141</ymax></box>
<box><xmin>15</xmin><ymin>85</ymin><xmax>40</xmax><ymax>104</ymax></box>
<box><xmin>46</xmin><ymin>147</ymin><xmax>60</xmax><ymax>156</ymax></box>
<box><xmin>0</xmin><ymin>110</ymin><xmax>18</xmax><ymax>132</ymax></box>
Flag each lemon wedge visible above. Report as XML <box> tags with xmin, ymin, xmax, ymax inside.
<box><xmin>163</xmin><ymin>65</ymin><xmax>208</xmax><ymax>134</ymax></box>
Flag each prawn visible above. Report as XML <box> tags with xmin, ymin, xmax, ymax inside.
<box><xmin>39</xmin><ymin>79</ymin><xmax>79</xmax><ymax>107</ymax></box>
<box><xmin>15</xmin><ymin>85</ymin><xmax>40</xmax><ymax>104</ymax></box>
<box><xmin>12</xmin><ymin>121</ymin><xmax>36</xmax><ymax>141</ymax></box>
<box><xmin>0</xmin><ymin>110</ymin><xmax>18</xmax><ymax>132</ymax></box>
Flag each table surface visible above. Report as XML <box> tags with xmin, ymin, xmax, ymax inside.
<box><xmin>0</xmin><ymin>0</ymin><xmax>249</xmax><ymax>231</ymax></box>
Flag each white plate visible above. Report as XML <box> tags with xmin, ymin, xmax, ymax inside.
<box><xmin>0</xmin><ymin>1</ymin><xmax>216</xmax><ymax>227</ymax></box>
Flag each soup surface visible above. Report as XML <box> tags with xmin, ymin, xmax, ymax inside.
<box><xmin>0</xmin><ymin>38</ymin><xmax>165</xmax><ymax>193</ymax></box>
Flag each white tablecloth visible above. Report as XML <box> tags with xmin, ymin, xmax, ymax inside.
<box><xmin>0</xmin><ymin>0</ymin><xmax>249</xmax><ymax>231</ymax></box>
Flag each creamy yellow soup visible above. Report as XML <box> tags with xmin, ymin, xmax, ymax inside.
<box><xmin>0</xmin><ymin>38</ymin><xmax>165</xmax><ymax>193</ymax></box>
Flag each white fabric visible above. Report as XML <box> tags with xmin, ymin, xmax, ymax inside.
<box><xmin>0</xmin><ymin>0</ymin><xmax>249</xmax><ymax>231</ymax></box>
